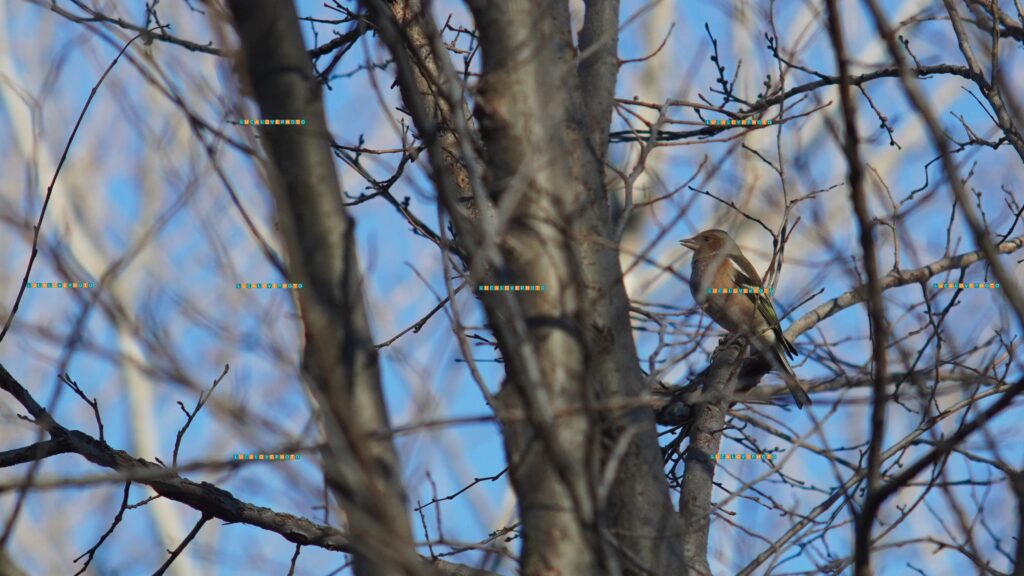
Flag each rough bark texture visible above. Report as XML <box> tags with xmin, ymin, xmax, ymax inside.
<box><xmin>225</xmin><ymin>2</ymin><xmax>421</xmax><ymax>574</ymax></box>
<box><xmin>380</xmin><ymin>0</ymin><xmax>477</xmax><ymax>207</ymax></box>
<box><xmin>466</xmin><ymin>2</ymin><xmax>598</xmax><ymax>573</ymax></box>
<box><xmin>364</xmin><ymin>0</ymin><xmax>689</xmax><ymax>573</ymax></box>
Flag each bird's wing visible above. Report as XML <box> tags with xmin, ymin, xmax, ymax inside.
<box><xmin>725</xmin><ymin>256</ymin><xmax>777</xmax><ymax>326</ymax></box>
<box><xmin>727</xmin><ymin>253</ymin><xmax>765</xmax><ymax>289</ymax></box>
<box><xmin>728</xmin><ymin>253</ymin><xmax>798</xmax><ymax>358</ymax></box>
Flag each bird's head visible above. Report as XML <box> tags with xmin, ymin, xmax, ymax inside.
<box><xmin>679</xmin><ymin>229</ymin><xmax>735</xmax><ymax>257</ymax></box>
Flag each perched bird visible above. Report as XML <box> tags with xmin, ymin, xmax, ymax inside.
<box><xmin>680</xmin><ymin>229</ymin><xmax>811</xmax><ymax>408</ymax></box>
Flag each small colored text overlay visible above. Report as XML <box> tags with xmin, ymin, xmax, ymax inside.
<box><xmin>713</xmin><ymin>453</ymin><xmax>774</xmax><ymax>461</ymax></box>
<box><xmin>28</xmin><ymin>282</ymin><xmax>93</xmax><ymax>288</ymax></box>
<box><xmin>237</xmin><ymin>283</ymin><xmax>303</xmax><ymax>289</ymax></box>
<box><xmin>478</xmin><ymin>285</ymin><xmax>545</xmax><ymax>292</ymax></box>
<box><xmin>234</xmin><ymin>119</ymin><xmax>307</xmax><ymax>125</ymax></box>
<box><xmin>706</xmin><ymin>118</ymin><xmax>772</xmax><ymax>126</ymax></box>
<box><xmin>933</xmin><ymin>282</ymin><xmax>999</xmax><ymax>289</ymax></box>
<box><xmin>706</xmin><ymin>287</ymin><xmax>774</xmax><ymax>295</ymax></box>
<box><xmin>234</xmin><ymin>453</ymin><xmax>301</xmax><ymax>461</ymax></box>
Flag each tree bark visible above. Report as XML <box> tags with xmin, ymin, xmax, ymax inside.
<box><xmin>225</xmin><ymin>2</ymin><xmax>422</xmax><ymax>574</ymax></box>
<box><xmin>364</xmin><ymin>0</ymin><xmax>692</xmax><ymax>572</ymax></box>
<box><xmin>465</xmin><ymin>1</ymin><xmax>599</xmax><ymax>572</ymax></box>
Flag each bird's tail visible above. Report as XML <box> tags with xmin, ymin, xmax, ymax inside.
<box><xmin>767</xmin><ymin>324</ymin><xmax>807</xmax><ymax>406</ymax></box>
<box><xmin>779</xmin><ymin>331</ymin><xmax>798</xmax><ymax>359</ymax></box>
<box><xmin>775</xmin><ymin>349</ymin><xmax>811</xmax><ymax>408</ymax></box>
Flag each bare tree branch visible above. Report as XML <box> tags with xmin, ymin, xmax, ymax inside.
<box><xmin>0</xmin><ymin>363</ymin><xmax>497</xmax><ymax>576</ymax></box>
<box><xmin>678</xmin><ymin>339</ymin><xmax>747</xmax><ymax>575</ymax></box>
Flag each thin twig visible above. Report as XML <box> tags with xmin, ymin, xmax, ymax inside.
<box><xmin>151</xmin><ymin>513</ymin><xmax>210</xmax><ymax>576</ymax></box>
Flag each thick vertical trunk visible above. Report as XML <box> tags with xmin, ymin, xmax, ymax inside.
<box><xmin>364</xmin><ymin>0</ymin><xmax>690</xmax><ymax>572</ymax></box>
<box><xmin>225</xmin><ymin>2</ymin><xmax>421</xmax><ymax>574</ymax></box>
<box><xmin>466</xmin><ymin>2</ymin><xmax>598</xmax><ymax>572</ymax></box>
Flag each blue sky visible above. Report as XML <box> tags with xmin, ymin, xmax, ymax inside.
<box><xmin>1</xmin><ymin>0</ymin><xmax>1022</xmax><ymax>574</ymax></box>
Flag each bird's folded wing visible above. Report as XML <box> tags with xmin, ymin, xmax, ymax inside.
<box><xmin>728</xmin><ymin>254</ymin><xmax>797</xmax><ymax>358</ymax></box>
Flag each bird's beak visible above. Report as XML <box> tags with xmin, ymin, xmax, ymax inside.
<box><xmin>679</xmin><ymin>236</ymin><xmax>700</xmax><ymax>251</ymax></box>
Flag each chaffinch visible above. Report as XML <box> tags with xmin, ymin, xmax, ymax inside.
<box><xmin>680</xmin><ymin>229</ymin><xmax>811</xmax><ymax>408</ymax></box>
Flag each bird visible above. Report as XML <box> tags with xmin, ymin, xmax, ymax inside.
<box><xmin>680</xmin><ymin>229</ymin><xmax>811</xmax><ymax>408</ymax></box>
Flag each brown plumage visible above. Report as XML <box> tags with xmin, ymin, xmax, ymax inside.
<box><xmin>680</xmin><ymin>229</ymin><xmax>811</xmax><ymax>408</ymax></box>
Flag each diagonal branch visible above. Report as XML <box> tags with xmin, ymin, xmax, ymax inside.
<box><xmin>608</xmin><ymin>64</ymin><xmax>982</xmax><ymax>144</ymax></box>
<box><xmin>0</xmin><ymin>25</ymin><xmax>157</xmax><ymax>345</ymax></box>
<box><xmin>0</xmin><ymin>363</ymin><xmax>496</xmax><ymax>576</ymax></box>
<box><xmin>785</xmin><ymin>234</ymin><xmax>1024</xmax><ymax>341</ymax></box>
<box><xmin>223</xmin><ymin>2</ymin><xmax>422</xmax><ymax>573</ymax></box>
<box><xmin>736</xmin><ymin>378</ymin><xmax>1022</xmax><ymax>576</ymax></box>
